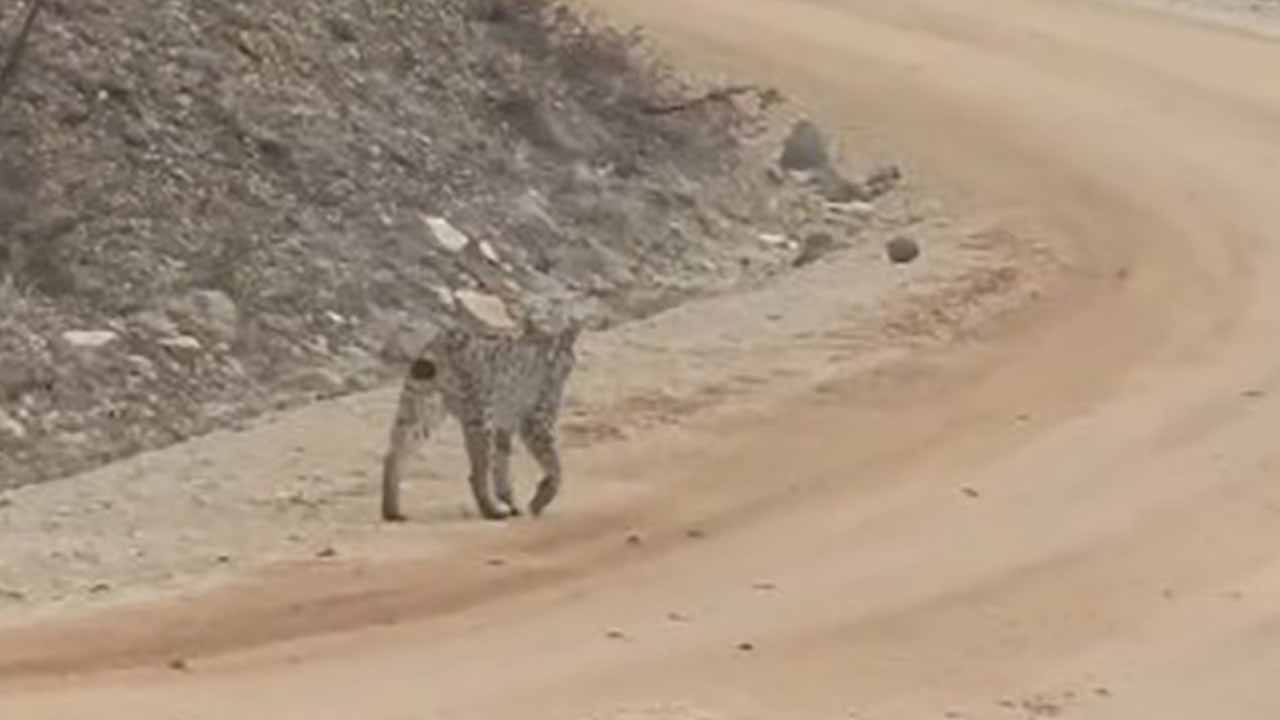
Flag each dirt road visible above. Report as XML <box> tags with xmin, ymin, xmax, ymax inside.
<box><xmin>4</xmin><ymin>0</ymin><xmax>1280</xmax><ymax>717</ymax></box>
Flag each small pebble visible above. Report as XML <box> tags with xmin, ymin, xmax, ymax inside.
<box><xmin>752</xmin><ymin>581</ymin><xmax>778</xmax><ymax>591</ymax></box>
<box><xmin>606</xmin><ymin>629</ymin><xmax>627</xmax><ymax>640</ymax></box>
<box><xmin>316</xmin><ymin>546</ymin><xmax>338</xmax><ymax>559</ymax></box>
<box><xmin>961</xmin><ymin>486</ymin><xmax>981</xmax><ymax>499</ymax></box>
<box><xmin>886</xmin><ymin>236</ymin><xmax>920</xmax><ymax>264</ymax></box>
<box><xmin>168</xmin><ymin>657</ymin><xmax>190</xmax><ymax>672</ymax></box>
<box><xmin>625</xmin><ymin>532</ymin><xmax>644</xmax><ymax>546</ymax></box>
<box><xmin>685</xmin><ymin>528</ymin><xmax>707</xmax><ymax>540</ymax></box>
<box><xmin>736</xmin><ymin>641</ymin><xmax>755</xmax><ymax>652</ymax></box>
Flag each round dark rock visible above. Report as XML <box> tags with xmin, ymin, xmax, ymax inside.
<box><xmin>886</xmin><ymin>236</ymin><xmax>920</xmax><ymax>264</ymax></box>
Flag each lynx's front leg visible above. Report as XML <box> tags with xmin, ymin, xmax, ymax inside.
<box><xmin>461</xmin><ymin>417</ymin><xmax>513</xmax><ymax>521</ymax></box>
<box><xmin>492</xmin><ymin>429</ymin><xmax>521</xmax><ymax>516</ymax></box>
<box><xmin>381</xmin><ymin>358</ymin><xmax>444</xmax><ymax>522</ymax></box>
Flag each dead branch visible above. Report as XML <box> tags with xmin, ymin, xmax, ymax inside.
<box><xmin>0</xmin><ymin>0</ymin><xmax>47</xmax><ymax>116</ymax></box>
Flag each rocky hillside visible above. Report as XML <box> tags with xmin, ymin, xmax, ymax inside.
<box><xmin>0</xmin><ymin>0</ymin><xmax>888</xmax><ymax>489</ymax></box>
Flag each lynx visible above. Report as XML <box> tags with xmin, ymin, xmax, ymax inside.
<box><xmin>380</xmin><ymin>315</ymin><xmax>582</xmax><ymax>521</ymax></box>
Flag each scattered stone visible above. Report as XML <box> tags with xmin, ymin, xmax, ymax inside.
<box><xmin>423</xmin><ymin>215</ymin><xmax>470</xmax><ymax>253</ymax></box>
<box><xmin>886</xmin><ymin>236</ymin><xmax>921</xmax><ymax>264</ymax></box>
<box><xmin>862</xmin><ymin>163</ymin><xmax>902</xmax><ymax>199</ymax></box>
<box><xmin>685</xmin><ymin>528</ymin><xmax>707</xmax><ymax>540</ymax></box>
<box><xmin>667</xmin><ymin>611</ymin><xmax>691</xmax><ymax>623</ymax></box>
<box><xmin>61</xmin><ymin>330</ymin><xmax>119</xmax><ymax>349</ymax></box>
<box><xmin>605</xmin><ymin>628</ymin><xmax>627</xmax><ymax>640</ymax></box>
<box><xmin>793</xmin><ymin>232</ymin><xmax>838</xmax><ymax>267</ymax></box>
<box><xmin>129</xmin><ymin>310</ymin><xmax>178</xmax><ymax>336</ymax></box>
<box><xmin>215</xmin><ymin>554</ymin><xmax>232</xmax><ymax>564</ymax></box>
<box><xmin>752</xmin><ymin>581</ymin><xmax>778</xmax><ymax>591</ymax></box>
<box><xmin>817</xmin><ymin>168</ymin><xmax>864</xmax><ymax>204</ymax></box>
<box><xmin>842</xmin><ymin>201</ymin><xmax>876</xmax><ymax>220</ymax></box>
<box><xmin>454</xmin><ymin>289</ymin><xmax>516</xmax><ymax>330</ymax></box>
<box><xmin>780</xmin><ymin>120</ymin><xmax>829</xmax><ymax>171</ymax></box>
<box><xmin>0</xmin><ymin>495</ymin><xmax>11</xmax><ymax>508</ymax></box>
<box><xmin>1242</xmin><ymin>388</ymin><xmax>1266</xmax><ymax>399</ymax></box>
<box><xmin>170</xmin><ymin>289</ymin><xmax>239</xmax><ymax>342</ymax></box>
<box><xmin>158</xmin><ymin>335</ymin><xmax>203</xmax><ymax>353</ymax></box>
<box><xmin>0</xmin><ymin>409</ymin><xmax>26</xmax><ymax>440</ymax></box>
<box><xmin>487</xmin><ymin>557</ymin><xmax>507</xmax><ymax>567</ymax></box>
<box><xmin>0</xmin><ymin>587</ymin><xmax>25</xmax><ymax>602</ymax></box>
<box><xmin>513</xmin><ymin>189</ymin><xmax>561</xmax><ymax>234</ymax></box>
<box><xmin>477</xmin><ymin>240</ymin><xmax>501</xmax><ymax>264</ymax></box>
<box><xmin>1093</xmin><ymin>687</ymin><xmax>1111</xmax><ymax>698</ymax></box>
<box><xmin>625</xmin><ymin>532</ymin><xmax>644</xmax><ymax>546</ymax></box>
<box><xmin>758</xmin><ymin>232</ymin><xmax>790</xmax><ymax>248</ymax></box>
<box><xmin>315</xmin><ymin>546</ymin><xmax>338</xmax><ymax>559</ymax></box>
<box><xmin>282</xmin><ymin>367</ymin><xmax>345</xmax><ymax>396</ymax></box>
<box><xmin>167</xmin><ymin>657</ymin><xmax>190</xmax><ymax>672</ymax></box>
<box><xmin>961</xmin><ymin>486</ymin><xmax>980</xmax><ymax>499</ymax></box>
<box><xmin>378</xmin><ymin>319</ymin><xmax>438</xmax><ymax>363</ymax></box>
<box><xmin>88</xmin><ymin>581</ymin><xmax>112</xmax><ymax>594</ymax></box>
<box><xmin>1021</xmin><ymin>698</ymin><xmax>1062</xmax><ymax>717</ymax></box>
<box><xmin>736</xmin><ymin>641</ymin><xmax>755</xmax><ymax>652</ymax></box>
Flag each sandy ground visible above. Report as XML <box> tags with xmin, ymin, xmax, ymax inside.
<box><xmin>4</xmin><ymin>0</ymin><xmax>1280</xmax><ymax>717</ymax></box>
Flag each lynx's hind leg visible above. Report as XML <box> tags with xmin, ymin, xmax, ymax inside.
<box><xmin>381</xmin><ymin>357</ymin><xmax>445</xmax><ymax>522</ymax></box>
<box><xmin>492</xmin><ymin>429</ymin><xmax>520</xmax><ymax>516</ymax></box>
<box><xmin>521</xmin><ymin>418</ymin><xmax>563</xmax><ymax>517</ymax></box>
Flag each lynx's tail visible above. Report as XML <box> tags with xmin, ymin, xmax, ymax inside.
<box><xmin>381</xmin><ymin>355</ymin><xmax>446</xmax><ymax>522</ymax></box>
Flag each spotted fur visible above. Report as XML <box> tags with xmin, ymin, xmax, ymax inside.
<box><xmin>381</xmin><ymin>316</ymin><xmax>582</xmax><ymax>521</ymax></box>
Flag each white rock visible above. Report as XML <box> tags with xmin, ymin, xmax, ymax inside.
<box><xmin>422</xmin><ymin>215</ymin><xmax>469</xmax><ymax>253</ymax></box>
<box><xmin>159</xmin><ymin>335</ymin><xmax>203</xmax><ymax>351</ymax></box>
<box><xmin>431</xmin><ymin>286</ymin><xmax>455</xmax><ymax>307</ymax></box>
<box><xmin>478</xmin><ymin>240</ymin><xmax>501</xmax><ymax>264</ymax></box>
<box><xmin>0</xmin><ymin>409</ymin><xmax>26</xmax><ymax>439</ymax></box>
<box><xmin>454</xmin><ymin>289</ymin><xmax>516</xmax><ymax>330</ymax></box>
<box><xmin>844</xmin><ymin>201</ymin><xmax>876</xmax><ymax>219</ymax></box>
<box><xmin>759</xmin><ymin>233</ymin><xmax>789</xmax><ymax>247</ymax></box>
<box><xmin>62</xmin><ymin>330</ymin><xmax>119</xmax><ymax>349</ymax></box>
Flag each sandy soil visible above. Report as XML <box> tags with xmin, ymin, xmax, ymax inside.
<box><xmin>4</xmin><ymin>0</ymin><xmax>1280</xmax><ymax>717</ymax></box>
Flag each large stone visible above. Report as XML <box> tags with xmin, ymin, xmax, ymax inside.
<box><xmin>454</xmin><ymin>289</ymin><xmax>516</xmax><ymax>330</ymax></box>
<box><xmin>780</xmin><ymin>120</ymin><xmax>829</xmax><ymax>171</ymax></box>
